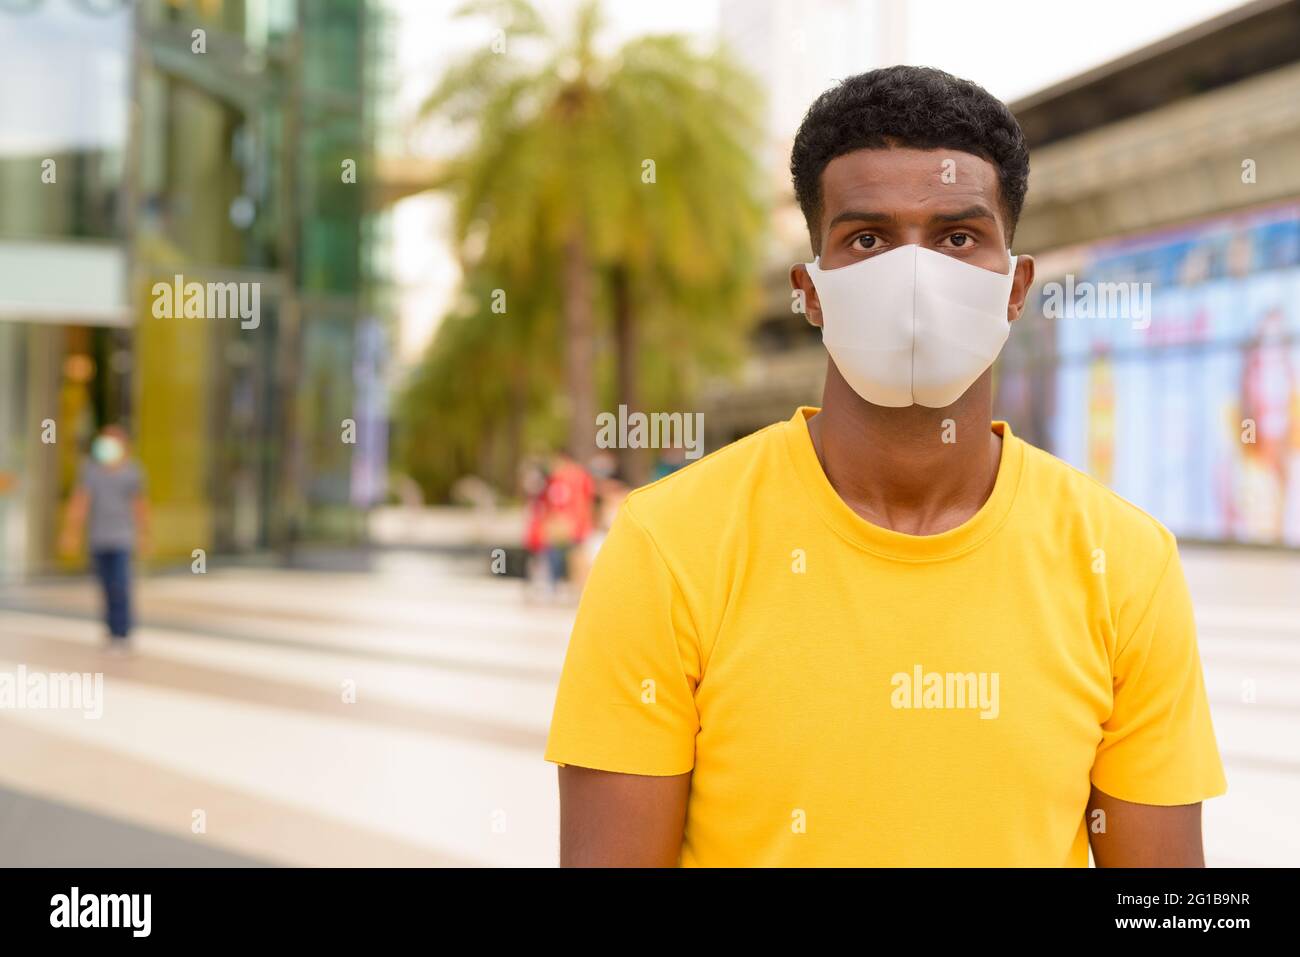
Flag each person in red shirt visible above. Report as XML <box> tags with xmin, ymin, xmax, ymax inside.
<box><xmin>525</xmin><ymin>451</ymin><xmax>594</xmax><ymax>597</ymax></box>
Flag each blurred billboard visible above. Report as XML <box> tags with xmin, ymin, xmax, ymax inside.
<box><xmin>1000</xmin><ymin>201</ymin><xmax>1300</xmax><ymax>546</ymax></box>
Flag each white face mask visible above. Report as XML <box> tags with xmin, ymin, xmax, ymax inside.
<box><xmin>805</xmin><ymin>244</ymin><xmax>1018</xmax><ymax>408</ymax></box>
<box><xmin>92</xmin><ymin>435</ymin><xmax>125</xmax><ymax>465</ymax></box>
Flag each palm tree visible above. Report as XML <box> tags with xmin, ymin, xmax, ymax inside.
<box><xmin>395</xmin><ymin>268</ymin><xmax>561</xmax><ymax>499</ymax></box>
<box><xmin>420</xmin><ymin>0</ymin><xmax>765</xmax><ymax>481</ymax></box>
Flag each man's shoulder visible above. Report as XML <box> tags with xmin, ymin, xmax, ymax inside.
<box><xmin>619</xmin><ymin>418</ymin><xmax>790</xmax><ymax>535</ymax></box>
<box><xmin>1017</xmin><ymin>436</ymin><xmax>1177</xmax><ymax>556</ymax></box>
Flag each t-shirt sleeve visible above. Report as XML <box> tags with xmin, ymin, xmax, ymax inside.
<box><xmin>544</xmin><ymin>501</ymin><xmax>701</xmax><ymax>776</ymax></box>
<box><xmin>1090</xmin><ymin>540</ymin><xmax>1228</xmax><ymax>805</ymax></box>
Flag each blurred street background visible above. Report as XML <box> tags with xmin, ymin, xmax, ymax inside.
<box><xmin>2</xmin><ymin>0</ymin><xmax>1299</xmax><ymax>866</ymax></box>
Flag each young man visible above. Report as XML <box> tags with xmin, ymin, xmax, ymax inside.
<box><xmin>545</xmin><ymin>66</ymin><xmax>1227</xmax><ymax>867</ymax></box>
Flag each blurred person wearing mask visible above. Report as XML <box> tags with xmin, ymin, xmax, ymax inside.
<box><xmin>61</xmin><ymin>425</ymin><xmax>150</xmax><ymax>652</ymax></box>
<box><xmin>546</xmin><ymin>67</ymin><xmax>1226</xmax><ymax>867</ymax></box>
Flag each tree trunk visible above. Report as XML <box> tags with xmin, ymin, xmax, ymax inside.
<box><xmin>612</xmin><ymin>266</ymin><xmax>648</xmax><ymax>486</ymax></box>
<box><xmin>562</xmin><ymin>230</ymin><xmax>596</xmax><ymax>462</ymax></box>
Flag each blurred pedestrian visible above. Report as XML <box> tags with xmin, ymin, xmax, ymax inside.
<box><xmin>525</xmin><ymin>450</ymin><xmax>593</xmax><ymax>601</ymax></box>
<box><xmin>59</xmin><ymin>425</ymin><xmax>150</xmax><ymax>653</ymax></box>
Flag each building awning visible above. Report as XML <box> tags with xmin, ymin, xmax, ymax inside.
<box><xmin>0</xmin><ymin>239</ymin><xmax>129</xmax><ymax>327</ymax></box>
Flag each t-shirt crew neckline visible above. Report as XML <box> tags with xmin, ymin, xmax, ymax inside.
<box><xmin>782</xmin><ymin>405</ymin><xmax>1025</xmax><ymax>563</ymax></box>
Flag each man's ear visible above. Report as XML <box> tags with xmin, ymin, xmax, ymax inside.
<box><xmin>1007</xmin><ymin>254</ymin><xmax>1035</xmax><ymax>324</ymax></box>
<box><xmin>790</xmin><ymin>263</ymin><xmax>823</xmax><ymax>328</ymax></box>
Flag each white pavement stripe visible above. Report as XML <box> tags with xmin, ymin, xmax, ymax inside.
<box><xmin>0</xmin><ymin>610</ymin><xmax>561</xmax><ymax>736</ymax></box>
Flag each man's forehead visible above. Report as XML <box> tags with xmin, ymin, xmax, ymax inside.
<box><xmin>821</xmin><ymin>147</ymin><xmax>999</xmax><ymax>203</ymax></box>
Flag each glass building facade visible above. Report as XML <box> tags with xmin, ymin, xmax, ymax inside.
<box><xmin>0</xmin><ymin>0</ymin><xmax>134</xmax><ymax>582</ymax></box>
<box><xmin>0</xmin><ymin>0</ymin><xmax>390</xmax><ymax>581</ymax></box>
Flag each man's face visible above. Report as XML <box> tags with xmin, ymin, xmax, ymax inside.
<box><xmin>791</xmin><ymin>147</ymin><xmax>1032</xmax><ymax>328</ymax></box>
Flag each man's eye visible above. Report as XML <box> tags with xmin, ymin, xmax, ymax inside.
<box><xmin>853</xmin><ymin>235</ymin><xmax>878</xmax><ymax>250</ymax></box>
<box><xmin>946</xmin><ymin>232</ymin><xmax>973</xmax><ymax>247</ymax></box>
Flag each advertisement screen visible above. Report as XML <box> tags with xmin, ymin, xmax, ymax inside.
<box><xmin>999</xmin><ymin>202</ymin><xmax>1300</xmax><ymax>546</ymax></box>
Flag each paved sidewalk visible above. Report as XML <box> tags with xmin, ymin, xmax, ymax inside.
<box><xmin>0</xmin><ymin>551</ymin><xmax>572</xmax><ymax>867</ymax></box>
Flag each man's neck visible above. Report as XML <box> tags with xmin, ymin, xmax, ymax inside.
<box><xmin>806</xmin><ymin>362</ymin><xmax>1003</xmax><ymax>536</ymax></box>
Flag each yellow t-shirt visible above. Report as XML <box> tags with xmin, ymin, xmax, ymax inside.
<box><xmin>545</xmin><ymin>407</ymin><xmax>1228</xmax><ymax>866</ymax></box>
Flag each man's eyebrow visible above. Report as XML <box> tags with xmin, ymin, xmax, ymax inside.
<box><xmin>931</xmin><ymin>205</ymin><xmax>997</xmax><ymax>224</ymax></box>
<box><xmin>826</xmin><ymin>209</ymin><xmax>898</xmax><ymax>230</ymax></box>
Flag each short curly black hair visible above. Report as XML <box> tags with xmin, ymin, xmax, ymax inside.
<box><xmin>790</xmin><ymin>66</ymin><xmax>1029</xmax><ymax>250</ymax></box>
